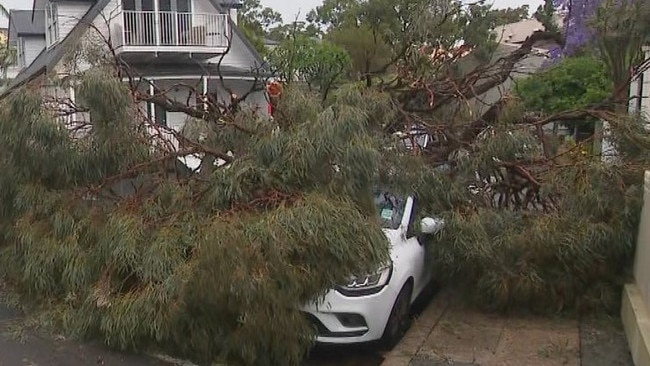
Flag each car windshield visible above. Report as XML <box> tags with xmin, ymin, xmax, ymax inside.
<box><xmin>400</xmin><ymin>133</ymin><xmax>428</xmax><ymax>150</ymax></box>
<box><xmin>374</xmin><ymin>191</ymin><xmax>406</xmax><ymax>230</ymax></box>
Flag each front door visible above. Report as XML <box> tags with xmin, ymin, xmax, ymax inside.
<box><xmin>159</xmin><ymin>0</ymin><xmax>192</xmax><ymax>45</ymax></box>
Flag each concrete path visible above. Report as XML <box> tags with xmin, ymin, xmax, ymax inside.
<box><xmin>382</xmin><ymin>291</ymin><xmax>633</xmax><ymax>366</ymax></box>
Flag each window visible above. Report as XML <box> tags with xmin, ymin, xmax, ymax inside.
<box><xmin>16</xmin><ymin>38</ymin><xmax>25</xmax><ymax>68</ymax></box>
<box><xmin>637</xmin><ymin>72</ymin><xmax>645</xmax><ymax>112</ymax></box>
<box><xmin>373</xmin><ymin>190</ymin><xmax>406</xmax><ymax>230</ymax></box>
<box><xmin>45</xmin><ymin>2</ymin><xmax>60</xmax><ymax>46</ymax></box>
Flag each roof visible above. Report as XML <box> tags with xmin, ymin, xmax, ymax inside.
<box><xmin>219</xmin><ymin>1</ymin><xmax>244</xmax><ymax>9</ymax></box>
<box><xmin>2</xmin><ymin>0</ymin><xmax>111</xmax><ymax>96</ymax></box>
<box><xmin>493</xmin><ymin>19</ymin><xmax>545</xmax><ymax>45</ymax></box>
<box><xmin>3</xmin><ymin>0</ymin><xmax>267</xmax><ymax>96</ymax></box>
<box><xmin>8</xmin><ymin>9</ymin><xmax>45</xmax><ymax>43</ymax></box>
<box><xmin>491</xmin><ymin>19</ymin><xmax>561</xmax><ymax>51</ymax></box>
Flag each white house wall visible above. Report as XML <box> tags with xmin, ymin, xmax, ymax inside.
<box><xmin>95</xmin><ymin>0</ymin><xmax>122</xmax><ymax>40</ymax></box>
<box><xmin>43</xmin><ymin>0</ymin><xmax>258</xmax><ymax>74</ymax></box>
<box><xmin>208</xmin><ymin>32</ymin><xmax>260</xmax><ymax>70</ymax></box>
<box><xmin>57</xmin><ymin>2</ymin><xmax>93</xmax><ymax>42</ymax></box>
<box><xmin>193</xmin><ymin>0</ymin><xmax>218</xmax><ymax>14</ymax></box>
<box><xmin>27</xmin><ymin>0</ymin><xmax>267</xmax><ymax>122</ymax></box>
<box><xmin>192</xmin><ymin>0</ymin><xmax>259</xmax><ymax>70</ymax></box>
<box><xmin>152</xmin><ymin>78</ymin><xmax>268</xmax><ymax>128</ymax></box>
<box><xmin>23</xmin><ymin>36</ymin><xmax>46</xmax><ymax>69</ymax></box>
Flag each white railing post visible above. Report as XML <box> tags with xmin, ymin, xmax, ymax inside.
<box><xmin>119</xmin><ymin>11</ymin><xmax>228</xmax><ymax>49</ymax></box>
<box><xmin>202</xmin><ymin>75</ymin><xmax>208</xmax><ymax>112</ymax></box>
<box><xmin>224</xmin><ymin>14</ymin><xmax>230</xmax><ymax>48</ymax></box>
<box><xmin>121</xmin><ymin>10</ymin><xmax>126</xmax><ymax>47</ymax></box>
<box><xmin>153</xmin><ymin>3</ymin><xmax>160</xmax><ymax>46</ymax></box>
<box><xmin>175</xmin><ymin>12</ymin><xmax>180</xmax><ymax>46</ymax></box>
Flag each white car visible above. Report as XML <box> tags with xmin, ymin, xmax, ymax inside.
<box><xmin>302</xmin><ymin>191</ymin><xmax>444</xmax><ymax>347</ymax></box>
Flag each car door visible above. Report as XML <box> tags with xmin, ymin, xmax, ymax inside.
<box><xmin>401</xmin><ymin>197</ymin><xmax>431</xmax><ymax>299</ymax></box>
<box><xmin>405</xmin><ymin>197</ymin><xmax>433</xmax><ymax>295</ymax></box>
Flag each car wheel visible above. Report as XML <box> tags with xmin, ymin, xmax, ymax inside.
<box><xmin>381</xmin><ymin>281</ymin><xmax>413</xmax><ymax>349</ymax></box>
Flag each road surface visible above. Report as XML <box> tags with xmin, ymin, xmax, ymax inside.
<box><xmin>0</xmin><ymin>301</ymin><xmax>171</xmax><ymax>366</ymax></box>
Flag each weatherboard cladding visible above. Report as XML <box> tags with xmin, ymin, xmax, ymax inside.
<box><xmin>128</xmin><ymin>63</ymin><xmax>271</xmax><ymax>78</ymax></box>
<box><xmin>3</xmin><ymin>0</ymin><xmax>266</xmax><ymax>95</ymax></box>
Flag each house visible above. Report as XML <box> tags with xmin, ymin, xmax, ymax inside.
<box><xmin>2</xmin><ymin>0</ymin><xmax>270</xmax><ymax>169</ymax></box>
<box><xmin>446</xmin><ymin>18</ymin><xmax>562</xmax><ymax>120</ymax></box>
<box><xmin>629</xmin><ymin>45</ymin><xmax>650</xmax><ymax>118</ymax></box>
<box><xmin>5</xmin><ymin>10</ymin><xmax>46</xmax><ymax>80</ymax></box>
<box><xmin>492</xmin><ymin>18</ymin><xmax>551</xmax><ymax>49</ymax></box>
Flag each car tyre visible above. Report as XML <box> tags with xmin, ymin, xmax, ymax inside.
<box><xmin>381</xmin><ymin>281</ymin><xmax>413</xmax><ymax>349</ymax></box>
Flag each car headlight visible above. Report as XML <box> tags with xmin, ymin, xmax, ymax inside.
<box><xmin>336</xmin><ymin>264</ymin><xmax>393</xmax><ymax>297</ymax></box>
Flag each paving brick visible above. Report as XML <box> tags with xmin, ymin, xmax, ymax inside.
<box><xmin>487</xmin><ymin>325</ymin><xmax>579</xmax><ymax>366</ymax></box>
<box><xmin>417</xmin><ymin>307</ymin><xmax>505</xmax><ymax>364</ymax></box>
<box><xmin>383</xmin><ymin>291</ymin><xmax>449</xmax><ymax>362</ymax></box>
<box><xmin>410</xmin><ymin>354</ymin><xmax>479</xmax><ymax>365</ymax></box>
<box><xmin>418</xmin><ymin>325</ymin><xmax>502</xmax><ymax>364</ymax></box>
<box><xmin>381</xmin><ymin>355</ymin><xmax>413</xmax><ymax>366</ymax></box>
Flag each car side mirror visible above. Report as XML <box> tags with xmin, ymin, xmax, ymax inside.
<box><xmin>420</xmin><ymin>217</ymin><xmax>444</xmax><ymax>234</ymax></box>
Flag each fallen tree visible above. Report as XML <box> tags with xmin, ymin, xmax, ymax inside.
<box><xmin>0</xmin><ymin>0</ymin><xmax>648</xmax><ymax>364</ymax></box>
<box><xmin>0</xmin><ymin>68</ymin><xmax>390</xmax><ymax>365</ymax></box>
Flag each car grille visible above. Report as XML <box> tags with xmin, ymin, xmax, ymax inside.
<box><xmin>302</xmin><ymin>312</ymin><xmax>368</xmax><ymax>338</ymax></box>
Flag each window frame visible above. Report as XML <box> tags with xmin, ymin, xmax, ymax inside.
<box><xmin>17</xmin><ymin>38</ymin><xmax>26</xmax><ymax>68</ymax></box>
<box><xmin>45</xmin><ymin>2</ymin><xmax>60</xmax><ymax>47</ymax></box>
<box><xmin>637</xmin><ymin>71</ymin><xmax>644</xmax><ymax>113</ymax></box>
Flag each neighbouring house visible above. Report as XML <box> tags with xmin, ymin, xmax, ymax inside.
<box><xmin>4</xmin><ymin>10</ymin><xmax>46</xmax><ymax>82</ymax></box>
<box><xmin>2</xmin><ymin>0</ymin><xmax>270</xmax><ymax>170</ymax></box>
<box><xmin>629</xmin><ymin>45</ymin><xmax>650</xmax><ymax>118</ymax></box>
<box><xmin>483</xmin><ymin>18</ymin><xmax>560</xmax><ymax>109</ymax></box>
<box><xmin>621</xmin><ymin>43</ymin><xmax>650</xmax><ymax>366</ymax></box>
<box><xmin>438</xmin><ymin>17</ymin><xmax>562</xmax><ymax>121</ymax></box>
<box><xmin>606</xmin><ymin>44</ymin><xmax>650</xmax><ymax>158</ymax></box>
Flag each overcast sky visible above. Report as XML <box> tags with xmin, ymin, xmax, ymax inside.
<box><xmin>1</xmin><ymin>0</ymin><xmax>544</xmax><ymax>27</ymax></box>
<box><xmin>259</xmin><ymin>0</ymin><xmax>544</xmax><ymax>22</ymax></box>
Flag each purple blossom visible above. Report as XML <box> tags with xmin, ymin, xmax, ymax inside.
<box><xmin>544</xmin><ymin>45</ymin><xmax>564</xmax><ymax>66</ymax></box>
<box><xmin>552</xmin><ymin>0</ymin><xmax>602</xmax><ymax>57</ymax></box>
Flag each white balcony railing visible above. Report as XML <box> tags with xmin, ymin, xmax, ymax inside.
<box><xmin>121</xmin><ymin>11</ymin><xmax>229</xmax><ymax>49</ymax></box>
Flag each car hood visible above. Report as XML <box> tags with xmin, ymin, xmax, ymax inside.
<box><xmin>381</xmin><ymin>228</ymin><xmax>401</xmax><ymax>248</ymax></box>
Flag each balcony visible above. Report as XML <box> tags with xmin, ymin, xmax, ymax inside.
<box><xmin>112</xmin><ymin>11</ymin><xmax>230</xmax><ymax>62</ymax></box>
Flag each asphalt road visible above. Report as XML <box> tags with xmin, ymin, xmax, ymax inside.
<box><xmin>0</xmin><ymin>302</ymin><xmax>171</xmax><ymax>366</ymax></box>
<box><xmin>0</xmin><ymin>287</ymin><xmax>390</xmax><ymax>366</ymax></box>
<box><xmin>0</xmin><ymin>302</ymin><xmax>385</xmax><ymax>366</ymax></box>
<box><xmin>304</xmin><ymin>345</ymin><xmax>385</xmax><ymax>366</ymax></box>
<box><xmin>0</xmin><ymin>307</ymin><xmax>385</xmax><ymax>366</ymax></box>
